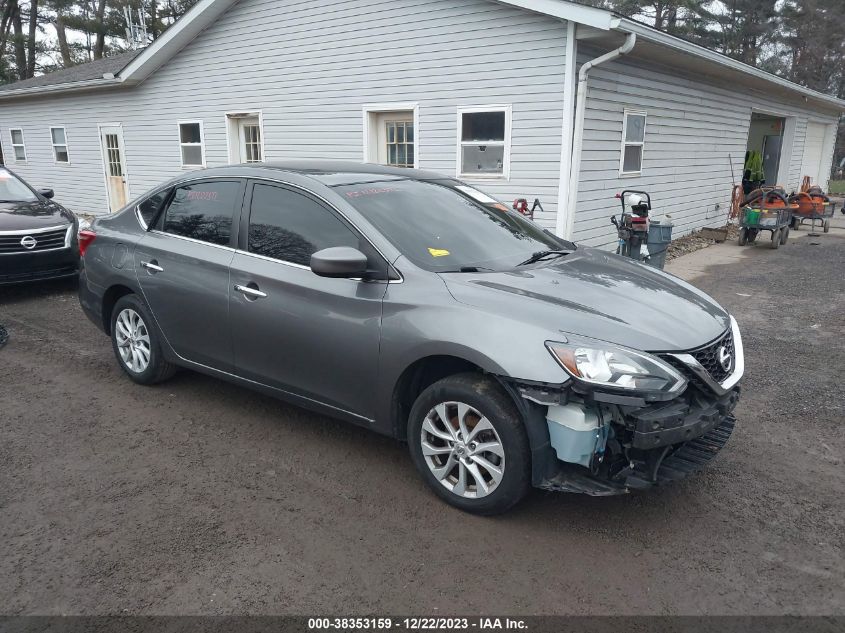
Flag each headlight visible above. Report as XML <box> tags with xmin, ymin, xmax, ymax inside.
<box><xmin>546</xmin><ymin>338</ymin><xmax>687</xmax><ymax>396</ymax></box>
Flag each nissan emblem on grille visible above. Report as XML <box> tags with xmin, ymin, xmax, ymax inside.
<box><xmin>20</xmin><ymin>235</ymin><xmax>37</xmax><ymax>250</ymax></box>
<box><xmin>689</xmin><ymin>329</ymin><xmax>735</xmax><ymax>383</ymax></box>
<box><xmin>718</xmin><ymin>345</ymin><xmax>732</xmax><ymax>373</ymax></box>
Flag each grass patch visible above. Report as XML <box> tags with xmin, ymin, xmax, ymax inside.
<box><xmin>830</xmin><ymin>180</ymin><xmax>845</xmax><ymax>194</ymax></box>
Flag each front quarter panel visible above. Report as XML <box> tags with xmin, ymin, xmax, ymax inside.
<box><xmin>375</xmin><ymin>261</ymin><xmax>569</xmax><ymax>430</ymax></box>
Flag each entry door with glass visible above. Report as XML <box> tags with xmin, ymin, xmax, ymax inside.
<box><xmin>100</xmin><ymin>125</ymin><xmax>130</xmax><ymax>211</ymax></box>
<box><xmin>376</xmin><ymin>113</ymin><xmax>414</xmax><ymax>168</ymax></box>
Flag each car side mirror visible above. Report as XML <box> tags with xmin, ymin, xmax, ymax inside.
<box><xmin>310</xmin><ymin>246</ymin><xmax>368</xmax><ymax>278</ymax></box>
<box><xmin>38</xmin><ymin>188</ymin><xmax>55</xmax><ymax>199</ymax></box>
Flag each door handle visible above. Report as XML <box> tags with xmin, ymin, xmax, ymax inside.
<box><xmin>234</xmin><ymin>283</ymin><xmax>267</xmax><ymax>299</ymax></box>
<box><xmin>141</xmin><ymin>260</ymin><xmax>164</xmax><ymax>273</ymax></box>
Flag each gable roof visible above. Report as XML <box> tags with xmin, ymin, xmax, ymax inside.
<box><xmin>0</xmin><ymin>0</ymin><xmax>842</xmax><ymax>111</ymax></box>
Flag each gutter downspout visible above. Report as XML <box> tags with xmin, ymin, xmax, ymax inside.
<box><xmin>555</xmin><ymin>21</ymin><xmax>578</xmax><ymax>237</ymax></box>
<box><xmin>562</xmin><ymin>32</ymin><xmax>637</xmax><ymax>240</ymax></box>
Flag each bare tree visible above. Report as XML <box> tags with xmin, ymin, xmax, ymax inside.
<box><xmin>26</xmin><ymin>0</ymin><xmax>36</xmax><ymax>76</ymax></box>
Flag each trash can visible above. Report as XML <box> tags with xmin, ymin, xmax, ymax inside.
<box><xmin>646</xmin><ymin>220</ymin><xmax>673</xmax><ymax>270</ymax></box>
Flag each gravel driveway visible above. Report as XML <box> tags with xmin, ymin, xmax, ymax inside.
<box><xmin>1</xmin><ymin>225</ymin><xmax>843</xmax><ymax>616</ymax></box>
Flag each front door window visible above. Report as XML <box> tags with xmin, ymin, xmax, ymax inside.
<box><xmin>247</xmin><ymin>183</ymin><xmax>360</xmax><ymax>265</ymax></box>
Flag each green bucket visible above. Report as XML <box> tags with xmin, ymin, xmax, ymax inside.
<box><xmin>744</xmin><ymin>208</ymin><xmax>760</xmax><ymax>225</ymax></box>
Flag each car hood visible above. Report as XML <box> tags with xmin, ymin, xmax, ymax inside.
<box><xmin>0</xmin><ymin>200</ymin><xmax>73</xmax><ymax>231</ymax></box>
<box><xmin>441</xmin><ymin>247</ymin><xmax>729</xmax><ymax>352</ymax></box>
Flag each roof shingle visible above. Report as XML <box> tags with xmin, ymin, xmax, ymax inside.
<box><xmin>0</xmin><ymin>49</ymin><xmax>143</xmax><ymax>93</ymax></box>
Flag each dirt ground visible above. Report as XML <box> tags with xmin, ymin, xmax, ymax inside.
<box><xmin>1</xmin><ymin>223</ymin><xmax>843</xmax><ymax>616</ymax></box>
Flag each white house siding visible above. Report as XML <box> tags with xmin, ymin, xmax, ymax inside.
<box><xmin>0</xmin><ymin>0</ymin><xmax>568</xmax><ymax>228</ymax></box>
<box><xmin>573</xmin><ymin>50</ymin><xmax>842</xmax><ymax>248</ymax></box>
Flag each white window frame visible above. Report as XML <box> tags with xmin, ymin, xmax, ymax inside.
<box><xmin>362</xmin><ymin>102</ymin><xmax>420</xmax><ymax>168</ymax></box>
<box><xmin>619</xmin><ymin>109</ymin><xmax>647</xmax><ymax>176</ymax></box>
<box><xmin>224</xmin><ymin>110</ymin><xmax>264</xmax><ymax>165</ymax></box>
<box><xmin>49</xmin><ymin>126</ymin><xmax>70</xmax><ymax>164</ymax></box>
<box><xmin>177</xmin><ymin>120</ymin><xmax>206</xmax><ymax>168</ymax></box>
<box><xmin>10</xmin><ymin>128</ymin><xmax>26</xmax><ymax>163</ymax></box>
<box><xmin>456</xmin><ymin>104</ymin><xmax>512</xmax><ymax>181</ymax></box>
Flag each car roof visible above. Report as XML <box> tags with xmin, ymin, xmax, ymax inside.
<box><xmin>178</xmin><ymin>160</ymin><xmax>452</xmax><ymax>187</ymax></box>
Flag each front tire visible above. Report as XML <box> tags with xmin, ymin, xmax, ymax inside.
<box><xmin>110</xmin><ymin>294</ymin><xmax>176</xmax><ymax>385</ymax></box>
<box><xmin>407</xmin><ymin>373</ymin><xmax>531</xmax><ymax>515</ymax></box>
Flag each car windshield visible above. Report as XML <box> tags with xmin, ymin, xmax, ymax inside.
<box><xmin>335</xmin><ymin>180</ymin><xmax>574</xmax><ymax>272</ymax></box>
<box><xmin>0</xmin><ymin>170</ymin><xmax>37</xmax><ymax>202</ymax></box>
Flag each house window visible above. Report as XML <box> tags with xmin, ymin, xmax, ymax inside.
<box><xmin>10</xmin><ymin>129</ymin><xmax>26</xmax><ymax>161</ymax></box>
<box><xmin>178</xmin><ymin>121</ymin><xmax>205</xmax><ymax>167</ymax></box>
<box><xmin>620</xmin><ymin>110</ymin><xmax>646</xmax><ymax>175</ymax></box>
<box><xmin>385</xmin><ymin>120</ymin><xmax>414</xmax><ymax>168</ymax></box>
<box><xmin>50</xmin><ymin>127</ymin><xmax>69</xmax><ymax>163</ymax></box>
<box><xmin>457</xmin><ymin>106</ymin><xmax>511</xmax><ymax>179</ymax></box>
<box><xmin>363</xmin><ymin>105</ymin><xmax>418</xmax><ymax>168</ymax></box>
<box><xmin>225</xmin><ymin>112</ymin><xmax>263</xmax><ymax>164</ymax></box>
<box><xmin>242</xmin><ymin>123</ymin><xmax>262</xmax><ymax>162</ymax></box>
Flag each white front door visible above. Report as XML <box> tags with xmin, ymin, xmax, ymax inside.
<box><xmin>100</xmin><ymin>125</ymin><xmax>130</xmax><ymax>212</ymax></box>
<box><xmin>238</xmin><ymin>117</ymin><xmax>263</xmax><ymax>163</ymax></box>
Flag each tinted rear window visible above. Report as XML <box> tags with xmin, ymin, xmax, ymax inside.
<box><xmin>161</xmin><ymin>180</ymin><xmax>240</xmax><ymax>247</ymax></box>
<box><xmin>138</xmin><ymin>190</ymin><xmax>168</xmax><ymax>228</ymax></box>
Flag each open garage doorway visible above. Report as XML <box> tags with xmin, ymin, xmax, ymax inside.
<box><xmin>744</xmin><ymin>113</ymin><xmax>788</xmax><ymax>193</ymax></box>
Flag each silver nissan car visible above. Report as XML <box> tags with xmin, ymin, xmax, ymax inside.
<box><xmin>79</xmin><ymin>161</ymin><xmax>743</xmax><ymax>514</ymax></box>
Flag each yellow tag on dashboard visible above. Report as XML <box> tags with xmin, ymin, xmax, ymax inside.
<box><xmin>428</xmin><ymin>248</ymin><xmax>450</xmax><ymax>257</ymax></box>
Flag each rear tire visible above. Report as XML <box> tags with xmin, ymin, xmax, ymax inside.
<box><xmin>823</xmin><ymin>218</ymin><xmax>831</xmax><ymax>233</ymax></box>
<box><xmin>407</xmin><ymin>373</ymin><xmax>531</xmax><ymax>515</ymax></box>
<box><xmin>738</xmin><ymin>228</ymin><xmax>748</xmax><ymax>246</ymax></box>
<box><xmin>780</xmin><ymin>226</ymin><xmax>790</xmax><ymax>244</ymax></box>
<box><xmin>771</xmin><ymin>228</ymin><xmax>780</xmax><ymax>249</ymax></box>
<box><xmin>110</xmin><ymin>294</ymin><xmax>176</xmax><ymax>385</ymax></box>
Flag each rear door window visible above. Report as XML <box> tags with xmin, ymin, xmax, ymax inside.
<box><xmin>160</xmin><ymin>180</ymin><xmax>241</xmax><ymax>247</ymax></box>
<box><xmin>137</xmin><ymin>189</ymin><xmax>169</xmax><ymax>229</ymax></box>
<box><xmin>246</xmin><ymin>183</ymin><xmax>360</xmax><ymax>266</ymax></box>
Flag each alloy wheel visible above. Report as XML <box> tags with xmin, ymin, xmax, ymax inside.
<box><xmin>420</xmin><ymin>401</ymin><xmax>505</xmax><ymax>499</ymax></box>
<box><xmin>114</xmin><ymin>308</ymin><xmax>151</xmax><ymax>373</ymax></box>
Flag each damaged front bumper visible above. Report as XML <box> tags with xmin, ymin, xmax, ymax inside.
<box><xmin>497</xmin><ymin>322</ymin><xmax>744</xmax><ymax>496</ymax></box>
<box><xmin>538</xmin><ymin>386</ymin><xmax>740</xmax><ymax>495</ymax></box>
<box><xmin>500</xmin><ymin>375</ymin><xmax>741</xmax><ymax>496</ymax></box>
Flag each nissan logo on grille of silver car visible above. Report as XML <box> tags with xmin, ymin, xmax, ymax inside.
<box><xmin>718</xmin><ymin>345</ymin><xmax>732</xmax><ymax>373</ymax></box>
<box><xmin>20</xmin><ymin>235</ymin><xmax>37</xmax><ymax>250</ymax></box>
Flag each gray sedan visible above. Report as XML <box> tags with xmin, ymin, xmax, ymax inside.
<box><xmin>79</xmin><ymin>161</ymin><xmax>743</xmax><ymax>514</ymax></box>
